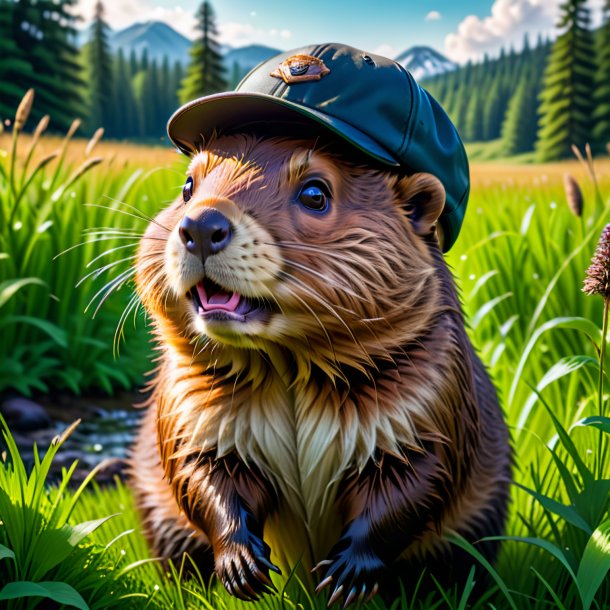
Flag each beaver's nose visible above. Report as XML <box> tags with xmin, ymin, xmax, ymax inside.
<box><xmin>179</xmin><ymin>208</ymin><xmax>233</xmax><ymax>259</ymax></box>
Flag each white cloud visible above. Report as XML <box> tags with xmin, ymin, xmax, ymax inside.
<box><xmin>76</xmin><ymin>0</ymin><xmax>197</xmax><ymax>38</ymax></box>
<box><xmin>217</xmin><ymin>21</ymin><xmax>292</xmax><ymax>47</ymax></box>
<box><xmin>425</xmin><ymin>11</ymin><xmax>442</xmax><ymax>21</ymax></box>
<box><xmin>75</xmin><ymin>0</ymin><xmax>293</xmax><ymax>46</ymax></box>
<box><xmin>444</xmin><ymin>0</ymin><xmax>605</xmax><ymax>64</ymax></box>
<box><xmin>373</xmin><ymin>44</ymin><xmax>397</xmax><ymax>59</ymax></box>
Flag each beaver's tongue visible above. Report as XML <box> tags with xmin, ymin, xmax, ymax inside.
<box><xmin>196</xmin><ymin>280</ymin><xmax>240</xmax><ymax>312</ymax></box>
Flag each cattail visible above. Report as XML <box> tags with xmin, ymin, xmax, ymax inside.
<box><xmin>584</xmin><ymin>224</ymin><xmax>610</xmax><ymax>297</ymax></box>
<box><xmin>70</xmin><ymin>156</ymin><xmax>103</xmax><ymax>182</ymax></box>
<box><xmin>32</xmin><ymin>114</ymin><xmax>50</xmax><ymax>140</ymax></box>
<box><xmin>564</xmin><ymin>173</ymin><xmax>583</xmax><ymax>217</ymax></box>
<box><xmin>51</xmin><ymin>156</ymin><xmax>103</xmax><ymax>202</ymax></box>
<box><xmin>14</xmin><ymin>89</ymin><xmax>34</xmax><ymax>131</ymax></box>
<box><xmin>606</xmin><ymin>143</ymin><xmax>610</xmax><ymax>156</ymax></box>
<box><xmin>85</xmin><ymin>127</ymin><xmax>104</xmax><ymax>156</ymax></box>
<box><xmin>66</xmin><ymin>118</ymin><xmax>81</xmax><ymax>140</ymax></box>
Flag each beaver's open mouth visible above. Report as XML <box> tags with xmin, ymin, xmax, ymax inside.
<box><xmin>188</xmin><ymin>278</ymin><xmax>269</xmax><ymax>323</ymax></box>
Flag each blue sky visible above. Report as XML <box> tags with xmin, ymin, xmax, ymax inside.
<box><xmin>78</xmin><ymin>0</ymin><xmax>605</xmax><ymax>63</ymax></box>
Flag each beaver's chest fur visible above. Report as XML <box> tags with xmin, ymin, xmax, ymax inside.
<box><xmin>130</xmin><ymin>134</ymin><xmax>511</xmax><ymax>603</ymax></box>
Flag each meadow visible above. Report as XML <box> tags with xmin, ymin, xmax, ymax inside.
<box><xmin>0</xmin><ymin>94</ymin><xmax>609</xmax><ymax>609</ymax></box>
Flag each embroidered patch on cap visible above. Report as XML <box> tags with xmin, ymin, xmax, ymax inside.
<box><xmin>270</xmin><ymin>54</ymin><xmax>330</xmax><ymax>84</ymax></box>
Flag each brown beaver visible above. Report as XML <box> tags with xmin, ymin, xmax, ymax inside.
<box><xmin>130</xmin><ymin>124</ymin><xmax>511</xmax><ymax>604</ymax></box>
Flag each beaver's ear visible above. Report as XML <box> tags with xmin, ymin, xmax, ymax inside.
<box><xmin>397</xmin><ymin>172</ymin><xmax>446</xmax><ymax>240</ymax></box>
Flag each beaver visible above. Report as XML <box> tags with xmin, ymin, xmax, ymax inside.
<box><xmin>130</xmin><ymin>44</ymin><xmax>511</xmax><ymax>606</ymax></box>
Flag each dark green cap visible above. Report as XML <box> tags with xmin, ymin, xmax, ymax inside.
<box><xmin>167</xmin><ymin>42</ymin><xmax>469</xmax><ymax>251</ymax></box>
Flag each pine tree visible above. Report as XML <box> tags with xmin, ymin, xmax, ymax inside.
<box><xmin>171</xmin><ymin>61</ymin><xmax>184</xmax><ymax>109</ymax></box>
<box><xmin>132</xmin><ymin>69</ymin><xmax>148</xmax><ymax>138</ymax></box>
<box><xmin>129</xmin><ymin>49</ymin><xmax>139</xmax><ymax>77</ymax></box>
<box><xmin>230</xmin><ymin>61</ymin><xmax>242</xmax><ymax>89</ymax></box>
<box><xmin>0</xmin><ymin>0</ymin><xmax>37</xmax><ymax>121</ymax></box>
<box><xmin>84</xmin><ymin>0</ymin><xmax>113</xmax><ymax>133</ymax></box>
<box><xmin>11</xmin><ymin>0</ymin><xmax>86</xmax><ymax>129</ymax></box>
<box><xmin>147</xmin><ymin>59</ymin><xmax>161</xmax><ymax>137</ymax></box>
<box><xmin>111</xmin><ymin>49</ymin><xmax>137</xmax><ymax>138</ymax></box>
<box><xmin>502</xmin><ymin>67</ymin><xmax>540</xmax><ymax>154</ymax></box>
<box><xmin>593</xmin><ymin>0</ymin><xmax>610</xmax><ymax>149</ymax></box>
<box><xmin>482</xmin><ymin>78</ymin><xmax>504</xmax><ymax>140</ymax></box>
<box><xmin>463</xmin><ymin>87</ymin><xmax>485</xmax><ymax>141</ymax></box>
<box><xmin>159</xmin><ymin>56</ymin><xmax>172</xmax><ymax>126</ymax></box>
<box><xmin>180</xmin><ymin>1</ymin><xmax>227</xmax><ymax>104</ymax></box>
<box><xmin>536</xmin><ymin>0</ymin><xmax>597</xmax><ymax>161</ymax></box>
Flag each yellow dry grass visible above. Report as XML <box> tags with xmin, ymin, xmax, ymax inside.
<box><xmin>469</xmin><ymin>157</ymin><xmax>610</xmax><ymax>188</ymax></box>
<box><xmin>1</xmin><ymin>134</ymin><xmax>182</xmax><ymax>170</ymax></box>
<box><xmin>6</xmin><ymin>134</ymin><xmax>610</xmax><ymax>191</ymax></box>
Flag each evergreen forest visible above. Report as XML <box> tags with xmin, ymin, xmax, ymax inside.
<box><xmin>1</xmin><ymin>0</ymin><xmax>609</xmax><ymax>159</ymax></box>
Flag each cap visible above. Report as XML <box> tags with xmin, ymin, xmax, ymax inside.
<box><xmin>167</xmin><ymin>43</ymin><xmax>469</xmax><ymax>251</ymax></box>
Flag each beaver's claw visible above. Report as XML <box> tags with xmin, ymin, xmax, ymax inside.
<box><xmin>215</xmin><ymin>532</ymin><xmax>281</xmax><ymax>601</ymax></box>
<box><xmin>313</xmin><ymin>537</ymin><xmax>384</xmax><ymax>607</ymax></box>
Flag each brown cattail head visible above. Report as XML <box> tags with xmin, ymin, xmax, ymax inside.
<box><xmin>14</xmin><ymin>89</ymin><xmax>34</xmax><ymax>131</ymax></box>
<box><xmin>85</xmin><ymin>127</ymin><xmax>104</xmax><ymax>156</ymax></box>
<box><xmin>564</xmin><ymin>173</ymin><xmax>583</xmax><ymax>217</ymax></box>
<box><xmin>606</xmin><ymin>143</ymin><xmax>610</xmax><ymax>156</ymax></box>
<box><xmin>66</xmin><ymin>118</ymin><xmax>81</xmax><ymax>140</ymax></box>
<box><xmin>33</xmin><ymin>115</ymin><xmax>50</xmax><ymax>140</ymax></box>
<box><xmin>584</xmin><ymin>224</ymin><xmax>610</xmax><ymax>297</ymax></box>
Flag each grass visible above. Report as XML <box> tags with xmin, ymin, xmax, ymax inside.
<box><xmin>0</xmin><ymin>96</ymin><xmax>186</xmax><ymax>395</ymax></box>
<box><xmin>1</xmin><ymin>92</ymin><xmax>610</xmax><ymax>608</ymax></box>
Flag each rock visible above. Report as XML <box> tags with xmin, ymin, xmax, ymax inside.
<box><xmin>0</xmin><ymin>397</ymin><xmax>52</xmax><ymax>431</ymax></box>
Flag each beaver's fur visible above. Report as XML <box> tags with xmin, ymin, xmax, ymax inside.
<box><xmin>130</xmin><ymin>133</ymin><xmax>511</xmax><ymax>604</ymax></box>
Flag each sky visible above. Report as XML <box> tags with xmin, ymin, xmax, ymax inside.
<box><xmin>76</xmin><ymin>0</ymin><xmax>606</xmax><ymax>64</ymax></box>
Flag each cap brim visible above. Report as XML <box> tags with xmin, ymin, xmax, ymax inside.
<box><xmin>167</xmin><ymin>91</ymin><xmax>399</xmax><ymax>167</ymax></box>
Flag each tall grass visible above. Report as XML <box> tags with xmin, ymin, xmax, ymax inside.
<box><xmin>1</xmin><ymin>90</ymin><xmax>610</xmax><ymax>607</ymax></box>
<box><xmin>0</xmin><ymin>90</ymin><xmax>186</xmax><ymax>395</ymax></box>
<box><xmin>447</xmin><ymin>156</ymin><xmax>610</xmax><ymax>607</ymax></box>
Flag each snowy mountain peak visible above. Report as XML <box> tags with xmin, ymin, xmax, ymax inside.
<box><xmin>394</xmin><ymin>46</ymin><xmax>456</xmax><ymax>81</ymax></box>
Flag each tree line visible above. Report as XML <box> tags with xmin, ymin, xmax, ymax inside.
<box><xmin>425</xmin><ymin>0</ymin><xmax>610</xmax><ymax>160</ymax></box>
<box><xmin>1</xmin><ymin>0</ymin><xmax>609</xmax><ymax>160</ymax></box>
<box><xmin>0</xmin><ymin>0</ymin><xmax>224</xmax><ymax>140</ymax></box>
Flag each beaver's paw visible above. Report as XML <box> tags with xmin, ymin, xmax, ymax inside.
<box><xmin>313</xmin><ymin>533</ymin><xmax>384</xmax><ymax>607</ymax></box>
<box><xmin>215</xmin><ymin>532</ymin><xmax>281</xmax><ymax>601</ymax></box>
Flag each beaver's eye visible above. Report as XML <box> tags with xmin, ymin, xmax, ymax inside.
<box><xmin>297</xmin><ymin>181</ymin><xmax>330</xmax><ymax>213</ymax></box>
<box><xmin>183</xmin><ymin>177</ymin><xmax>193</xmax><ymax>204</ymax></box>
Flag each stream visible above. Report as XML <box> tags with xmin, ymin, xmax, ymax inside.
<box><xmin>2</xmin><ymin>391</ymin><xmax>144</xmax><ymax>486</ymax></box>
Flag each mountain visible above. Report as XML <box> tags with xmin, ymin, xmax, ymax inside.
<box><xmin>109</xmin><ymin>21</ymin><xmax>191</xmax><ymax>65</ymax></box>
<box><xmin>394</xmin><ymin>46</ymin><xmax>456</xmax><ymax>81</ymax></box>
<box><xmin>224</xmin><ymin>44</ymin><xmax>282</xmax><ymax>86</ymax></box>
<box><xmin>224</xmin><ymin>45</ymin><xmax>281</xmax><ymax>74</ymax></box>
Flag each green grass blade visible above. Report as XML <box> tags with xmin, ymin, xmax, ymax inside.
<box><xmin>576</xmin><ymin>518</ymin><xmax>610</xmax><ymax>610</ymax></box>
<box><xmin>445</xmin><ymin>532</ymin><xmax>518</xmax><ymax>610</ymax></box>
<box><xmin>509</xmin><ymin>317</ymin><xmax>602</xmax><ymax>406</ymax></box>
<box><xmin>0</xmin><ymin>581</ymin><xmax>90</xmax><ymax>610</ymax></box>
<box><xmin>574</xmin><ymin>416</ymin><xmax>610</xmax><ymax>434</ymax></box>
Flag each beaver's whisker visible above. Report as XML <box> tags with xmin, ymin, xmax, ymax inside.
<box><xmin>85</xmin><ymin>267</ymin><xmax>137</xmax><ymax>317</ymax></box>
<box><xmin>281</xmin><ymin>270</ymin><xmax>373</xmax><ymax>366</ymax></box>
<box><xmin>282</xmin><ymin>270</ymin><xmax>359</xmax><ymax>320</ymax></box>
<box><xmin>229</xmin><ymin>369</ymin><xmax>242</xmax><ymax>413</ymax></box>
<box><xmin>282</xmin><ymin>259</ymin><xmax>367</xmax><ymax>302</ymax></box>
<box><xmin>193</xmin><ymin>338</ymin><xmax>214</xmax><ymax>362</ymax></box>
<box><xmin>85</xmin><ymin>203</ymin><xmax>171</xmax><ymax>233</ymax></box>
<box><xmin>84</xmin><ymin>231</ymin><xmax>165</xmax><ymax>242</ymax></box>
<box><xmin>87</xmin><ymin>242</ymin><xmax>140</xmax><ymax>267</ymax></box>
<box><xmin>101</xmin><ymin>195</ymin><xmax>173</xmax><ymax>232</ymax></box>
<box><xmin>275</xmin><ymin>280</ymin><xmax>336</xmax><ymax>362</ymax></box>
<box><xmin>85</xmin><ymin>226</ymin><xmax>145</xmax><ymax>235</ymax></box>
<box><xmin>114</xmin><ymin>292</ymin><xmax>142</xmax><ymax>356</ymax></box>
<box><xmin>77</xmin><ymin>254</ymin><xmax>138</xmax><ymax>287</ymax></box>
